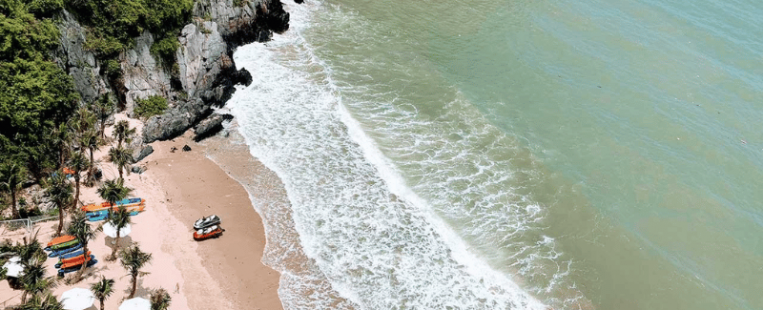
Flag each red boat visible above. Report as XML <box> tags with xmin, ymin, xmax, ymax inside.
<box><xmin>193</xmin><ymin>225</ymin><xmax>224</xmax><ymax>241</ymax></box>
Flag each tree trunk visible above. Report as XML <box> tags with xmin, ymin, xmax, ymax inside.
<box><xmin>72</xmin><ymin>176</ymin><xmax>81</xmax><ymax>210</ymax></box>
<box><xmin>88</xmin><ymin>148</ymin><xmax>95</xmax><ymax>183</ymax></box>
<box><xmin>57</xmin><ymin>203</ymin><xmax>64</xmax><ymax>236</ymax></box>
<box><xmin>118</xmin><ymin>167</ymin><xmax>123</xmax><ymax>180</ymax></box>
<box><xmin>101</xmin><ymin>118</ymin><xmax>106</xmax><ymax>140</ymax></box>
<box><xmin>130</xmin><ymin>274</ymin><xmax>137</xmax><ymax>298</ymax></box>
<box><xmin>11</xmin><ymin>190</ymin><xmax>19</xmax><ymax>219</ymax></box>
<box><xmin>111</xmin><ymin>230</ymin><xmax>120</xmax><ymax>259</ymax></box>
<box><xmin>77</xmin><ymin>243</ymin><xmax>89</xmax><ymax>281</ymax></box>
<box><xmin>100</xmin><ymin>298</ymin><xmax>104</xmax><ymax>310</ymax></box>
<box><xmin>21</xmin><ymin>291</ymin><xmax>27</xmax><ymax>304</ymax></box>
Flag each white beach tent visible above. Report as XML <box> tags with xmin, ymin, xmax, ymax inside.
<box><xmin>60</xmin><ymin>287</ymin><xmax>95</xmax><ymax>310</ymax></box>
<box><xmin>2</xmin><ymin>256</ymin><xmax>23</xmax><ymax>278</ymax></box>
<box><xmin>119</xmin><ymin>297</ymin><xmax>150</xmax><ymax>310</ymax></box>
<box><xmin>103</xmin><ymin>222</ymin><xmax>131</xmax><ymax>238</ymax></box>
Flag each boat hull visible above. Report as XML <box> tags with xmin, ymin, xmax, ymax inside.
<box><xmin>57</xmin><ymin>259</ymin><xmax>97</xmax><ymax>277</ymax></box>
<box><xmin>46</xmin><ymin>235</ymin><xmax>75</xmax><ymax>248</ymax></box>
<box><xmin>193</xmin><ymin>228</ymin><xmax>224</xmax><ymax>241</ymax></box>
<box><xmin>55</xmin><ymin>253</ymin><xmax>93</xmax><ymax>269</ymax></box>
<box><xmin>48</xmin><ymin>244</ymin><xmax>83</xmax><ymax>258</ymax></box>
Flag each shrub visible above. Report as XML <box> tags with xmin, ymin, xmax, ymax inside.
<box><xmin>104</xmin><ymin>59</ymin><xmax>122</xmax><ymax>80</ymax></box>
<box><xmin>134</xmin><ymin>95</ymin><xmax>168</xmax><ymax>119</ymax></box>
<box><xmin>150</xmin><ymin>37</ymin><xmax>179</xmax><ymax>66</ymax></box>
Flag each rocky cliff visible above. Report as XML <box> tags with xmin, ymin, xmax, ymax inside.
<box><xmin>54</xmin><ymin>0</ymin><xmax>293</xmax><ymax>150</ymax></box>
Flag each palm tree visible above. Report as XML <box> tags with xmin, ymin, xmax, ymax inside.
<box><xmin>107</xmin><ymin>206</ymin><xmax>131</xmax><ymax>259</ymax></box>
<box><xmin>20</xmin><ymin>292</ymin><xmax>63</xmax><ymax>310</ymax></box>
<box><xmin>51</xmin><ymin>123</ymin><xmax>72</xmax><ymax>168</ymax></box>
<box><xmin>112</xmin><ymin>120</ymin><xmax>135</xmax><ymax>148</ymax></box>
<box><xmin>97</xmin><ymin>179</ymin><xmax>132</xmax><ymax>218</ymax></box>
<box><xmin>18</xmin><ymin>230</ymin><xmax>45</xmax><ymax>263</ymax></box>
<box><xmin>66</xmin><ymin>212</ymin><xmax>100</xmax><ymax>280</ymax></box>
<box><xmin>47</xmin><ymin>171</ymin><xmax>73</xmax><ymax>236</ymax></box>
<box><xmin>0</xmin><ymin>161</ymin><xmax>27</xmax><ymax>219</ymax></box>
<box><xmin>71</xmin><ymin>107</ymin><xmax>96</xmax><ymax>136</ymax></box>
<box><xmin>119</xmin><ymin>244</ymin><xmax>152</xmax><ymax>298</ymax></box>
<box><xmin>90</xmin><ymin>276</ymin><xmax>114</xmax><ymax>310</ymax></box>
<box><xmin>20</xmin><ymin>258</ymin><xmax>56</xmax><ymax>304</ymax></box>
<box><xmin>68</xmin><ymin>153</ymin><xmax>89</xmax><ymax>210</ymax></box>
<box><xmin>80</xmin><ymin>130</ymin><xmax>101</xmax><ymax>184</ymax></box>
<box><xmin>150</xmin><ymin>288</ymin><xmax>171</xmax><ymax>310</ymax></box>
<box><xmin>108</xmin><ymin>146</ymin><xmax>134</xmax><ymax>180</ymax></box>
<box><xmin>95</xmin><ymin>95</ymin><xmax>115</xmax><ymax>140</ymax></box>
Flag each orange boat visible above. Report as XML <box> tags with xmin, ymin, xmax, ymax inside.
<box><xmin>62</xmin><ymin>167</ymin><xmax>75</xmax><ymax>175</ymax></box>
<box><xmin>47</xmin><ymin>235</ymin><xmax>76</xmax><ymax>248</ymax></box>
<box><xmin>55</xmin><ymin>251</ymin><xmax>92</xmax><ymax>268</ymax></box>
<box><xmin>58</xmin><ymin>254</ymin><xmax>94</xmax><ymax>269</ymax></box>
<box><xmin>193</xmin><ymin>225</ymin><xmax>225</xmax><ymax>241</ymax></box>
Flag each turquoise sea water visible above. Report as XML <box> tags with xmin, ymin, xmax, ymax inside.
<box><xmin>227</xmin><ymin>0</ymin><xmax>763</xmax><ymax>309</ymax></box>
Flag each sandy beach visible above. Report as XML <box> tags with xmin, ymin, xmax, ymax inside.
<box><xmin>0</xmin><ymin>115</ymin><xmax>284</xmax><ymax>310</ymax></box>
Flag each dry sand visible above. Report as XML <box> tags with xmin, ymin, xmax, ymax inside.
<box><xmin>0</xmin><ymin>114</ymin><xmax>284</xmax><ymax>310</ymax></box>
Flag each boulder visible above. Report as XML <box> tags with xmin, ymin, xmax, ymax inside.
<box><xmin>133</xmin><ymin>145</ymin><xmax>154</xmax><ymax>163</ymax></box>
<box><xmin>142</xmin><ymin>98</ymin><xmax>211</xmax><ymax>143</ymax></box>
<box><xmin>295</xmin><ymin>0</ymin><xmax>303</xmax><ymax>3</ymax></box>
<box><xmin>193</xmin><ymin>114</ymin><xmax>226</xmax><ymax>141</ymax></box>
<box><xmin>182</xmin><ymin>145</ymin><xmax>192</xmax><ymax>152</ymax></box>
<box><xmin>131</xmin><ymin>165</ymin><xmax>147</xmax><ymax>174</ymax></box>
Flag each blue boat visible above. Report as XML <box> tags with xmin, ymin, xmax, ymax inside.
<box><xmin>58</xmin><ymin>249</ymin><xmax>86</xmax><ymax>260</ymax></box>
<box><xmin>117</xmin><ymin>198</ymin><xmax>143</xmax><ymax>205</ymax></box>
<box><xmin>57</xmin><ymin>259</ymin><xmax>97</xmax><ymax>277</ymax></box>
<box><xmin>47</xmin><ymin>243</ymin><xmax>83</xmax><ymax>258</ymax></box>
<box><xmin>86</xmin><ymin>209</ymin><xmax>141</xmax><ymax>222</ymax></box>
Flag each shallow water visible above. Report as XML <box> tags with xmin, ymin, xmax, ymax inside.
<box><xmin>226</xmin><ymin>1</ymin><xmax>763</xmax><ymax>309</ymax></box>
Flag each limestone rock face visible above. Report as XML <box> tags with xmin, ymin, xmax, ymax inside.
<box><xmin>143</xmin><ymin>0</ymin><xmax>286</xmax><ymax>143</ymax></box>
<box><xmin>122</xmin><ymin>32</ymin><xmax>172</xmax><ymax>117</ymax></box>
<box><xmin>55</xmin><ymin>1</ymin><xmax>291</xmax><ymax>144</ymax></box>
<box><xmin>53</xmin><ymin>10</ymin><xmax>109</xmax><ymax>104</ymax></box>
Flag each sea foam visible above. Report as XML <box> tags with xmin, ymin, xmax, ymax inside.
<box><xmin>226</xmin><ymin>1</ymin><xmax>564</xmax><ymax>309</ymax></box>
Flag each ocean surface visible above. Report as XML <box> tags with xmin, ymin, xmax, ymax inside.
<box><xmin>224</xmin><ymin>0</ymin><xmax>763</xmax><ymax>309</ymax></box>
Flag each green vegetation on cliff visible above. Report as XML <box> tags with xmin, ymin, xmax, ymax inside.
<box><xmin>66</xmin><ymin>0</ymin><xmax>194</xmax><ymax>65</ymax></box>
<box><xmin>0</xmin><ymin>0</ymin><xmax>79</xmax><ymax>178</ymax></box>
<box><xmin>134</xmin><ymin>95</ymin><xmax>168</xmax><ymax>119</ymax></box>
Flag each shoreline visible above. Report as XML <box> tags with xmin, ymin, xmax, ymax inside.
<box><xmin>146</xmin><ymin>133</ymin><xmax>284</xmax><ymax>310</ymax></box>
<box><xmin>0</xmin><ymin>118</ymin><xmax>284</xmax><ymax>310</ymax></box>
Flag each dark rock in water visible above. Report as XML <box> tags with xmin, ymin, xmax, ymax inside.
<box><xmin>133</xmin><ymin>145</ymin><xmax>154</xmax><ymax>163</ymax></box>
<box><xmin>182</xmin><ymin>145</ymin><xmax>192</xmax><ymax>152</ymax></box>
<box><xmin>131</xmin><ymin>165</ymin><xmax>147</xmax><ymax>174</ymax></box>
<box><xmin>194</xmin><ymin>114</ymin><xmax>226</xmax><ymax>142</ymax></box>
<box><xmin>94</xmin><ymin>168</ymin><xmax>103</xmax><ymax>180</ymax></box>
<box><xmin>295</xmin><ymin>0</ymin><xmax>304</xmax><ymax>3</ymax></box>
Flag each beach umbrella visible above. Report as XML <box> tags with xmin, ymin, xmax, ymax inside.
<box><xmin>60</xmin><ymin>287</ymin><xmax>95</xmax><ymax>310</ymax></box>
<box><xmin>2</xmin><ymin>256</ymin><xmax>23</xmax><ymax>278</ymax></box>
<box><xmin>102</xmin><ymin>222</ymin><xmax>131</xmax><ymax>238</ymax></box>
<box><xmin>119</xmin><ymin>297</ymin><xmax>150</xmax><ymax>310</ymax></box>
